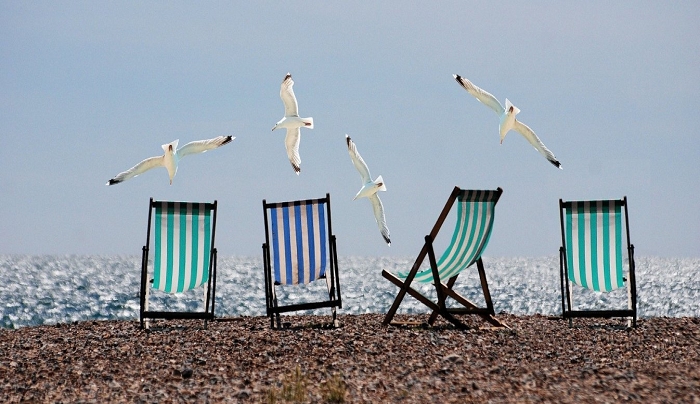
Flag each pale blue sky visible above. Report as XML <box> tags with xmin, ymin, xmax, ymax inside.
<box><xmin>1</xmin><ymin>1</ymin><xmax>698</xmax><ymax>258</ymax></box>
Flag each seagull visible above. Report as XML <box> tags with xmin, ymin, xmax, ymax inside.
<box><xmin>346</xmin><ymin>135</ymin><xmax>391</xmax><ymax>246</ymax></box>
<box><xmin>271</xmin><ymin>73</ymin><xmax>314</xmax><ymax>175</ymax></box>
<box><xmin>453</xmin><ymin>74</ymin><xmax>562</xmax><ymax>169</ymax></box>
<box><xmin>106</xmin><ymin>135</ymin><xmax>234</xmax><ymax>186</ymax></box>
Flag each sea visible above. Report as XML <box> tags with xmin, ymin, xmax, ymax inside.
<box><xmin>1</xmin><ymin>255</ymin><xmax>698</xmax><ymax>329</ymax></box>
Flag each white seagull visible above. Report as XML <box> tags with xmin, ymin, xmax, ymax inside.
<box><xmin>346</xmin><ymin>135</ymin><xmax>391</xmax><ymax>246</ymax></box>
<box><xmin>272</xmin><ymin>73</ymin><xmax>314</xmax><ymax>174</ymax></box>
<box><xmin>106</xmin><ymin>135</ymin><xmax>234</xmax><ymax>185</ymax></box>
<box><xmin>453</xmin><ymin>74</ymin><xmax>562</xmax><ymax>169</ymax></box>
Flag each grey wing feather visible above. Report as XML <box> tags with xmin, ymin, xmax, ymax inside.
<box><xmin>176</xmin><ymin>136</ymin><xmax>233</xmax><ymax>158</ymax></box>
<box><xmin>369</xmin><ymin>194</ymin><xmax>391</xmax><ymax>245</ymax></box>
<box><xmin>107</xmin><ymin>155</ymin><xmax>164</xmax><ymax>185</ymax></box>
<box><xmin>453</xmin><ymin>74</ymin><xmax>505</xmax><ymax>115</ymax></box>
<box><xmin>285</xmin><ymin>127</ymin><xmax>301</xmax><ymax>174</ymax></box>
<box><xmin>280</xmin><ymin>73</ymin><xmax>299</xmax><ymax>117</ymax></box>
<box><xmin>513</xmin><ymin>120</ymin><xmax>562</xmax><ymax>169</ymax></box>
<box><xmin>346</xmin><ymin>135</ymin><xmax>372</xmax><ymax>183</ymax></box>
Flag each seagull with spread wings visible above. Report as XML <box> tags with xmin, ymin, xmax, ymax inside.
<box><xmin>346</xmin><ymin>135</ymin><xmax>391</xmax><ymax>246</ymax></box>
<box><xmin>106</xmin><ymin>135</ymin><xmax>234</xmax><ymax>185</ymax></box>
<box><xmin>272</xmin><ymin>73</ymin><xmax>314</xmax><ymax>174</ymax></box>
<box><xmin>453</xmin><ymin>74</ymin><xmax>562</xmax><ymax>169</ymax></box>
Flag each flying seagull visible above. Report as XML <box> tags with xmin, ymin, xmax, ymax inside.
<box><xmin>272</xmin><ymin>73</ymin><xmax>314</xmax><ymax>174</ymax></box>
<box><xmin>346</xmin><ymin>135</ymin><xmax>391</xmax><ymax>246</ymax></box>
<box><xmin>106</xmin><ymin>135</ymin><xmax>234</xmax><ymax>185</ymax></box>
<box><xmin>453</xmin><ymin>74</ymin><xmax>562</xmax><ymax>169</ymax></box>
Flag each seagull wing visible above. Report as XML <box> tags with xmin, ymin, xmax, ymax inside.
<box><xmin>369</xmin><ymin>194</ymin><xmax>391</xmax><ymax>245</ymax></box>
<box><xmin>285</xmin><ymin>127</ymin><xmax>301</xmax><ymax>174</ymax></box>
<box><xmin>346</xmin><ymin>135</ymin><xmax>372</xmax><ymax>183</ymax></box>
<box><xmin>513</xmin><ymin>120</ymin><xmax>562</xmax><ymax>169</ymax></box>
<box><xmin>280</xmin><ymin>73</ymin><xmax>299</xmax><ymax>117</ymax></box>
<box><xmin>453</xmin><ymin>74</ymin><xmax>505</xmax><ymax>116</ymax></box>
<box><xmin>176</xmin><ymin>135</ymin><xmax>233</xmax><ymax>159</ymax></box>
<box><xmin>106</xmin><ymin>155</ymin><xmax>164</xmax><ymax>185</ymax></box>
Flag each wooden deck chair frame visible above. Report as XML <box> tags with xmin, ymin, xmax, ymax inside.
<box><xmin>262</xmin><ymin>194</ymin><xmax>342</xmax><ymax>329</ymax></box>
<box><xmin>139</xmin><ymin>198</ymin><xmax>218</xmax><ymax>329</ymax></box>
<box><xmin>559</xmin><ymin>197</ymin><xmax>637</xmax><ymax>327</ymax></box>
<box><xmin>382</xmin><ymin>186</ymin><xmax>507</xmax><ymax>329</ymax></box>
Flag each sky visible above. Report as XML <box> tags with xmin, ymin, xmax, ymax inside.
<box><xmin>1</xmin><ymin>1</ymin><xmax>698</xmax><ymax>258</ymax></box>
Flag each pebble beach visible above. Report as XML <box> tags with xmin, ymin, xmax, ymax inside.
<box><xmin>2</xmin><ymin>313</ymin><xmax>699</xmax><ymax>403</ymax></box>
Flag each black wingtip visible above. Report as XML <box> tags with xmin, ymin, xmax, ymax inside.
<box><xmin>106</xmin><ymin>178</ymin><xmax>120</xmax><ymax>186</ymax></box>
<box><xmin>550</xmin><ymin>159</ymin><xmax>562</xmax><ymax>169</ymax></box>
<box><xmin>221</xmin><ymin>135</ymin><xmax>233</xmax><ymax>146</ymax></box>
<box><xmin>346</xmin><ymin>135</ymin><xmax>352</xmax><ymax>147</ymax></box>
<box><xmin>383</xmin><ymin>235</ymin><xmax>391</xmax><ymax>245</ymax></box>
<box><xmin>453</xmin><ymin>74</ymin><xmax>467</xmax><ymax>89</ymax></box>
<box><xmin>284</xmin><ymin>72</ymin><xmax>292</xmax><ymax>81</ymax></box>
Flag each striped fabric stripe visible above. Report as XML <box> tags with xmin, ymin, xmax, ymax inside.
<box><xmin>404</xmin><ymin>190</ymin><xmax>498</xmax><ymax>284</ymax></box>
<box><xmin>153</xmin><ymin>201</ymin><xmax>212</xmax><ymax>293</ymax></box>
<box><xmin>563</xmin><ymin>200</ymin><xmax>624</xmax><ymax>292</ymax></box>
<box><xmin>269</xmin><ymin>201</ymin><xmax>327</xmax><ymax>285</ymax></box>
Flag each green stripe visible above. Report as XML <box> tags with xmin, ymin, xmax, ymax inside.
<box><xmin>614</xmin><ymin>202</ymin><xmax>623</xmax><ymax>285</ymax></box>
<box><xmin>177</xmin><ymin>203</ymin><xmax>187</xmax><ymax>293</ymax></box>
<box><xmin>165</xmin><ymin>202</ymin><xmax>175</xmax><ymax>292</ymax></box>
<box><xmin>565</xmin><ymin>204</ymin><xmax>574</xmax><ymax>285</ymax></box>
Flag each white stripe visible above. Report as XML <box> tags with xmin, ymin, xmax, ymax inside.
<box><xmin>570</xmin><ymin>202</ymin><xmax>582</xmax><ymax>286</ymax></box>
<box><xmin>276</xmin><ymin>208</ymin><xmax>287</xmax><ymax>284</ymax></box>
<box><xmin>158</xmin><ymin>204</ymin><xmax>168</xmax><ymax>290</ymax></box>
<box><xmin>288</xmin><ymin>207</ymin><xmax>298</xmax><ymax>284</ymax></box>
<box><xmin>196</xmin><ymin>203</ymin><xmax>206</xmax><ymax>287</ymax></box>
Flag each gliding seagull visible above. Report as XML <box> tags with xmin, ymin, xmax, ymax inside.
<box><xmin>106</xmin><ymin>135</ymin><xmax>234</xmax><ymax>185</ymax></box>
<box><xmin>272</xmin><ymin>73</ymin><xmax>314</xmax><ymax>174</ymax></box>
<box><xmin>346</xmin><ymin>135</ymin><xmax>391</xmax><ymax>246</ymax></box>
<box><xmin>453</xmin><ymin>74</ymin><xmax>562</xmax><ymax>169</ymax></box>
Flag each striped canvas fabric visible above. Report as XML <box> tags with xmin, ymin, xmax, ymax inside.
<box><xmin>269</xmin><ymin>201</ymin><xmax>328</xmax><ymax>285</ymax></box>
<box><xmin>153</xmin><ymin>201</ymin><xmax>212</xmax><ymax>293</ymax></box>
<box><xmin>404</xmin><ymin>189</ymin><xmax>499</xmax><ymax>284</ymax></box>
<box><xmin>563</xmin><ymin>200</ymin><xmax>625</xmax><ymax>292</ymax></box>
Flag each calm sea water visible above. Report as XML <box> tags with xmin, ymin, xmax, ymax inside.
<box><xmin>1</xmin><ymin>255</ymin><xmax>698</xmax><ymax>329</ymax></box>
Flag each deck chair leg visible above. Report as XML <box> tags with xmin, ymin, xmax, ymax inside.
<box><xmin>476</xmin><ymin>258</ymin><xmax>495</xmax><ymax>315</ymax></box>
<box><xmin>428</xmin><ymin>276</ymin><xmax>458</xmax><ymax>324</ymax></box>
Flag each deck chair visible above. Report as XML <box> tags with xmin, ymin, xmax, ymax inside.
<box><xmin>262</xmin><ymin>194</ymin><xmax>342</xmax><ymax>329</ymax></box>
<box><xmin>382</xmin><ymin>186</ymin><xmax>507</xmax><ymax>329</ymax></box>
<box><xmin>139</xmin><ymin>198</ymin><xmax>218</xmax><ymax>329</ymax></box>
<box><xmin>559</xmin><ymin>197</ymin><xmax>637</xmax><ymax>327</ymax></box>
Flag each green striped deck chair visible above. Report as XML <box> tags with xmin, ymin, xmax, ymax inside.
<box><xmin>139</xmin><ymin>198</ymin><xmax>219</xmax><ymax>329</ymax></box>
<box><xmin>262</xmin><ymin>194</ymin><xmax>341</xmax><ymax>329</ymax></box>
<box><xmin>382</xmin><ymin>187</ymin><xmax>507</xmax><ymax>329</ymax></box>
<box><xmin>559</xmin><ymin>197</ymin><xmax>637</xmax><ymax>327</ymax></box>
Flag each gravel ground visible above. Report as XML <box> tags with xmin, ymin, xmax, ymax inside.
<box><xmin>1</xmin><ymin>313</ymin><xmax>699</xmax><ymax>403</ymax></box>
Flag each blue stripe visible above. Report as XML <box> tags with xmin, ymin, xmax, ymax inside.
<box><xmin>306</xmin><ymin>203</ymin><xmax>316</xmax><ymax>281</ymax></box>
<box><xmin>271</xmin><ymin>208</ymin><xmax>281</xmax><ymax>283</ymax></box>
<box><xmin>282</xmin><ymin>207</ymin><xmax>293</xmax><ymax>284</ymax></box>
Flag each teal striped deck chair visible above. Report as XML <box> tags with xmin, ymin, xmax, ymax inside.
<box><xmin>383</xmin><ymin>187</ymin><xmax>507</xmax><ymax>329</ymax></box>
<box><xmin>139</xmin><ymin>198</ymin><xmax>218</xmax><ymax>329</ymax></box>
<box><xmin>559</xmin><ymin>197</ymin><xmax>637</xmax><ymax>326</ymax></box>
<box><xmin>262</xmin><ymin>194</ymin><xmax>341</xmax><ymax>329</ymax></box>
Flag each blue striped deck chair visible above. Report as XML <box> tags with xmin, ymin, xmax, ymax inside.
<box><xmin>382</xmin><ymin>187</ymin><xmax>507</xmax><ymax>329</ymax></box>
<box><xmin>139</xmin><ymin>198</ymin><xmax>218</xmax><ymax>329</ymax></box>
<box><xmin>559</xmin><ymin>197</ymin><xmax>637</xmax><ymax>327</ymax></box>
<box><xmin>262</xmin><ymin>194</ymin><xmax>341</xmax><ymax>329</ymax></box>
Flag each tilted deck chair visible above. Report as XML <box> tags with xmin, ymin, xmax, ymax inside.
<box><xmin>262</xmin><ymin>194</ymin><xmax>342</xmax><ymax>329</ymax></box>
<box><xmin>559</xmin><ymin>197</ymin><xmax>637</xmax><ymax>327</ymax></box>
<box><xmin>140</xmin><ymin>198</ymin><xmax>218</xmax><ymax>329</ymax></box>
<box><xmin>382</xmin><ymin>186</ymin><xmax>507</xmax><ymax>329</ymax></box>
